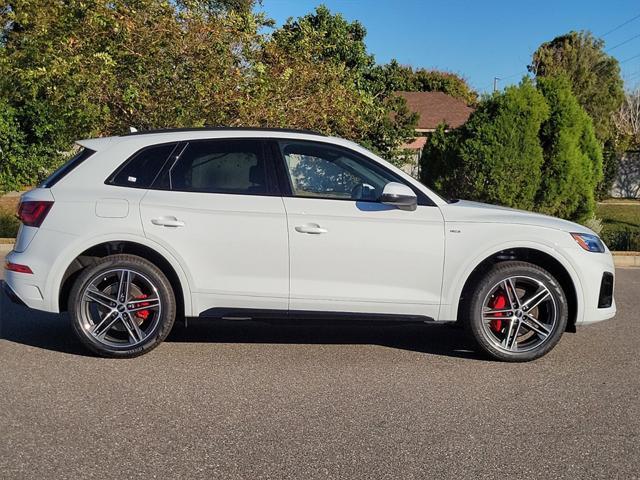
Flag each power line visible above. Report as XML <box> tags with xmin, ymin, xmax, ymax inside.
<box><xmin>601</xmin><ymin>12</ymin><xmax>640</xmax><ymax>37</ymax></box>
<box><xmin>619</xmin><ymin>52</ymin><xmax>640</xmax><ymax>64</ymax></box>
<box><xmin>607</xmin><ymin>32</ymin><xmax>640</xmax><ymax>52</ymax></box>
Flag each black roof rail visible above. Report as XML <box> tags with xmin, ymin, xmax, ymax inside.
<box><xmin>121</xmin><ymin>126</ymin><xmax>324</xmax><ymax>137</ymax></box>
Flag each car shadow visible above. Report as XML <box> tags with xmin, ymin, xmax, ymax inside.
<box><xmin>0</xmin><ymin>290</ymin><xmax>483</xmax><ymax>360</ymax></box>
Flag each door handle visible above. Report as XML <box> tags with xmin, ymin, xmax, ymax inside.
<box><xmin>151</xmin><ymin>216</ymin><xmax>185</xmax><ymax>228</ymax></box>
<box><xmin>295</xmin><ymin>223</ymin><xmax>328</xmax><ymax>234</ymax></box>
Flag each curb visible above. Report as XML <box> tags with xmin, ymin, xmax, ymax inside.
<box><xmin>612</xmin><ymin>252</ymin><xmax>640</xmax><ymax>268</ymax></box>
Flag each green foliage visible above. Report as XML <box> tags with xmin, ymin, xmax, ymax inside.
<box><xmin>369</xmin><ymin>60</ymin><xmax>478</xmax><ymax>105</ymax></box>
<box><xmin>267</xmin><ymin>6</ymin><xmax>417</xmax><ymax>156</ymax></box>
<box><xmin>422</xmin><ymin>80</ymin><xmax>549</xmax><ymax>209</ymax></box>
<box><xmin>529</xmin><ymin>31</ymin><xmax>625</xmax><ymax>197</ymax></box>
<box><xmin>535</xmin><ymin>76</ymin><xmax>602</xmax><ymax>222</ymax></box>
<box><xmin>0</xmin><ymin>2</ymin><xmax>424</xmax><ymax>190</ymax></box>
<box><xmin>272</xmin><ymin>5</ymin><xmax>373</xmax><ymax>77</ymax></box>
<box><xmin>0</xmin><ymin>207</ymin><xmax>19</xmax><ymax>237</ymax></box>
<box><xmin>596</xmin><ymin>202</ymin><xmax>640</xmax><ymax>251</ymax></box>
<box><xmin>420</xmin><ymin>124</ymin><xmax>460</xmax><ymax>195</ymax></box>
<box><xmin>422</xmin><ymin>76</ymin><xmax>604</xmax><ymax>222</ymax></box>
<box><xmin>530</xmin><ymin>31</ymin><xmax>624</xmax><ymax>143</ymax></box>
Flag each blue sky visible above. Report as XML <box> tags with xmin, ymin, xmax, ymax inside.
<box><xmin>259</xmin><ymin>0</ymin><xmax>640</xmax><ymax>93</ymax></box>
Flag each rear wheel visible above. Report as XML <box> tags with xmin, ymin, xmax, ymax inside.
<box><xmin>464</xmin><ymin>261</ymin><xmax>568</xmax><ymax>362</ymax></box>
<box><xmin>69</xmin><ymin>254</ymin><xmax>176</xmax><ymax>358</ymax></box>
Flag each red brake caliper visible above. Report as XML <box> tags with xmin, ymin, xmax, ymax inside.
<box><xmin>133</xmin><ymin>294</ymin><xmax>151</xmax><ymax>321</ymax></box>
<box><xmin>489</xmin><ymin>293</ymin><xmax>507</xmax><ymax>333</ymax></box>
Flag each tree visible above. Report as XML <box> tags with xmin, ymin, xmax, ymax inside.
<box><xmin>368</xmin><ymin>59</ymin><xmax>477</xmax><ymax>105</ymax></box>
<box><xmin>612</xmin><ymin>89</ymin><xmax>640</xmax><ymax>198</ymax></box>
<box><xmin>535</xmin><ymin>76</ymin><xmax>603</xmax><ymax>222</ymax></box>
<box><xmin>529</xmin><ymin>31</ymin><xmax>625</xmax><ymax>196</ymax></box>
<box><xmin>0</xmin><ymin>2</ymin><xmax>420</xmax><ymax>190</ymax></box>
<box><xmin>614</xmin><ymin>88</ymin><xmax>640</xmax><ymax>149</ymax></box>
<box><xmin>422</xmin><ymin>80</ymin><xmax>549</xmax><ymax>208</ymax></box>
<box><xmin>267</xmin><ymin>5</ymin><xmax>416</xmax><ymax>157</ymax></box>
<box><xmin>271</xmin><ymin>5</ymin><xmax>373</xmax><ymax>78</ymax></box>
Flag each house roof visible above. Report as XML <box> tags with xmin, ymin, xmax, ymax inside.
<box><xmin>395</xmin><ymin>91</ymin><xmax>474</xmax><ymax>130</ymax></box>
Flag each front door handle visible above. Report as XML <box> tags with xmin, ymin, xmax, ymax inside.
<box><xmin>295</xmin><ymin>223</ymin><xmax>328</xmax><ymax>234</ymax></box>
<box><xmin>151</xmin><ymin>216</ymin><xmax>185</xmax><ymax>228</ymax></box>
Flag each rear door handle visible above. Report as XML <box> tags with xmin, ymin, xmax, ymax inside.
<box><xmin>151</xmin><ymin>216</ymin><xmax>185</xmax><ymax>228</ymax></box>
<box><xmin>295</xmin><ymin>223</ymin><xmax>328</xmax><ymax>234</ymax></box>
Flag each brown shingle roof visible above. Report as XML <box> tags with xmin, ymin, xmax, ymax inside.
<box><xmin>395</xmin><ymin>91</ymin><xmax>474</xmax><ymax>130</ymax></box>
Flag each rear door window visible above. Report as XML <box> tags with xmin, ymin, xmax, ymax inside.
<box><xmin>158</xmin><ymin>139</ymin><xmax>271</xmax><ymax>195</ymax></box>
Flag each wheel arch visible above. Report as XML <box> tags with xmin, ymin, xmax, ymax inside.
<box><xmin>58</xmin><ymin>239</ymin><xmax>192</xmax><ymax>317</ymax></box>
<box><xmin>451</xmin><ymin>246</ymin><xmax>582</xmax><ymax>331</ymax></box>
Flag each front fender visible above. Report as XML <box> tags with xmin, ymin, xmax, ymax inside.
<box><xmin>438</xmin><ymin>232</ymin><xmax>585</xmax><ymax>324</ymax></box>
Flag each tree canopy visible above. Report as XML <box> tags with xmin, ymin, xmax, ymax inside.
<box><xmin>421</xmin><ymin>76</ymin><xmax>603</xmax><ymax>222</ymax></box>
<box><xmin>422</xmin><ymin>80</ymin><xmax>548</xmax><ymax>209</ymax></box>
<box><xmin>369</xmin><ymin>60</ymin><xmax>477</xmax><ymax>105</ymax></box>
<box><xmin>536</xmin><ymin>75</ymin><xmax>603</xmax><ymax>221</ymax></box>
<box><xmin>0</xmin><ymin>2</ymin><xmax>425</xmax><ymax>190</ymax></box>
<box><xmin>529</xmin><ymin>31</ymin><xmax>624</xmax><ymax>196</ymax></box>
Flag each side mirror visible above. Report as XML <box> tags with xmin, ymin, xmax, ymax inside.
<box><xmin>380</xmin><ymin>182</ymin><xmax>417</xmax><ymax>211</ymax></box>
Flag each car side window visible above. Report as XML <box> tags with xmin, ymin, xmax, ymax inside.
<box><xmin>162</xmin><ymin>139</ymin><xmax>268</xmax><ymax>195</ymax></box>
<box><xmin>279</xmin><ymin>141</ymin><xmax>399</xmax><ymax>202</ymax></box>
<box><xmin>109</xmin><ymin>143</ymin><xmax>178</xmax><ymax>188</ymax></box>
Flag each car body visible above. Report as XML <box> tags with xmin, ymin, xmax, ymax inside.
<box><xmin>3</xmin><ymin>128</ymin><xmax>616</xmax><ymax>360</ymax></box>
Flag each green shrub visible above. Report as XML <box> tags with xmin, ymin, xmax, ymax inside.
<box><xmin>421</xmin><ymin>79</ymin><xmax>549</xmax><ymax>209</ymax></box>
<box><xmin>535</xmin><ymin>75</ymin><xmax>603</xmax><ymax>222</ymax></box>
<box><xmin>600</xmin><ymin>224</ymin><xmax>640</xmax><ymax>251</ymax></box>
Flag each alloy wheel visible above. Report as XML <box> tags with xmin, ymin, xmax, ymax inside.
<box><xmin>480</xmin><ymin>275</ymin><xmax>558</xmax><ymax>353</ymax></box>
<box><xmin>78</xmin><ymin>268</ymin><xmax>163</xmax><ymax>348</ymax></box>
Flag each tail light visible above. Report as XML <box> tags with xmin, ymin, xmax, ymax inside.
<box><xmin>17</xmin><ymin>200</ymin><xmax>54</xmax><ymax>227</ymax></box>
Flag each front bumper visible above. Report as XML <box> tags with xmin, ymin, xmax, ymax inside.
<box><xmin>562</xmin><ymin>246</ymin><xmax>616</xmax><ymax>325</ymax></box>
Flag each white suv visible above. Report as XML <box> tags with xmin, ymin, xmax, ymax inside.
<box><xmin>3</xmin><ymin>128</ymin><xmax>616</xmax><ymax>361</ymax></box>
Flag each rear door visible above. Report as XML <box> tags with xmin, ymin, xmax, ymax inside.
<box><xmin>139</xmin><ymin>138</ymin><xmax>289</xmax><ymax>315</ymax></box>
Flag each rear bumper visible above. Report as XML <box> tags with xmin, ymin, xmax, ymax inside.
<box><xmin>3</xmin><ymin>257</ymin><xmax>47</xmax><ymax>311</ymax></box>
<box><xmin>2</xmin><ymin>280</ymin><xmax>27</xmax><ymax>307</ymax></box>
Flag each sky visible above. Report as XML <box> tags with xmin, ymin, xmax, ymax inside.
<box><xmin>259</xmin><ymin>0</ymin><xmax>640</xmax><ymax>93</ymax></box>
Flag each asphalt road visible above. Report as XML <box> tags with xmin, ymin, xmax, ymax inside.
<box><xmin>1</xmin><ymin>268</ymin><xmax>639</xmax><ymax>480</ymax></box>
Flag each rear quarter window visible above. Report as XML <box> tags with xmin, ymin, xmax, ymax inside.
<box><xmin>39</xmin><ymin>147</ymin><xmax>96</xmax><ymax>188</ymax></box>
<box><xmin>107</xmin><ymin>143</ymin><xmax>178</xmax><ymax>189</ymax></box>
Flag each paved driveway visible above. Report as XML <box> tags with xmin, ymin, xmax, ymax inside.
<box><xmin>1</xmin><ymin>267</ymin><xmax>639</xmax><ymax>479</ymax></box>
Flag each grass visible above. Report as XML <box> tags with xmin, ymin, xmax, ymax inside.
<box><xmin>0</xmin><ymin>193</ymin><xmax>20</xmax><ymax>238</ymax></box>
<box><xmin>0</xmin><ymin>207</ymin><xmax>19</xmax><ymax>238</ymax></box>
<box><xmin>597</xmin><ymin>202</ymin><xmax>640</xmax><ymax>251</ymax></box>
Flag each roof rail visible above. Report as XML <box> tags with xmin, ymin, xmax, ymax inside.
<box><xmin>121</xmin><ymin>126</ymin><xmax>324</xmax><ymax>137</ymax></box>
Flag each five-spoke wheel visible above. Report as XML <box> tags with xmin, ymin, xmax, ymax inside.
<box><xmin>69</xmin><ymin>254</ymin><xmax>176</xmax><ymax>357</ymax></box>
<box><xmin>465</xmin><ymin>261</ymin><xmax>568</xmax><ymax>362</ymax></box>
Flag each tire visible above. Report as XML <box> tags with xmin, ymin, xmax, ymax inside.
<box><xmin>464</xmin><ymin>261</ymin><xmax>568</xmax><ymax>362</ymax></box>
<box><xmin>69</xmin><ymin>254</ymin><xmax>176</xmax><ymax>358</ymax></box>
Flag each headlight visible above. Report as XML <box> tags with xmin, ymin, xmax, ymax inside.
<box><xmin>571</xmin><ymin>233</ymin><xmax>605</xmax><ymax>253</ymax></box>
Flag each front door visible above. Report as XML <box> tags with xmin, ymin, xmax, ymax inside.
<box><xmin>276</xmin><ymin>140</ymin><xmax>445</xmax><ymax>319</ymax></box>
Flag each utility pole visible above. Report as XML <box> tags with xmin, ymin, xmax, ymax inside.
<box><xmin>493</xmin><ymin>77</ymin><xmax>500</xmax><ymax>92</ymax></box>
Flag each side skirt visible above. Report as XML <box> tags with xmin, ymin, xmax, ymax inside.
<box><xmin>198</xmin><ymin>307</ymin><xmax>435</xmax><ymax>324</ymax></box>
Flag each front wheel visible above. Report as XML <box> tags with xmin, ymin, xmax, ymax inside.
<box><xmin>464</xmin><ymin>261</ymin><xmax>568</xmax><ymax>362</ymax></box>
<box><xmin>69</xmin><ymin>254</ymin><xmax>176</xmax><ymax>358</ymax></box>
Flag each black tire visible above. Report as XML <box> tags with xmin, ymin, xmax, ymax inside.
<box><xmin>69</xmin><ymin>254</ymin><xmax>176</xmax><ymax>358</ymax></box>
<box><xmin>464</xmin><ymin>261</ymin><xmax>568</xmax><ymax>362</ymax></box>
